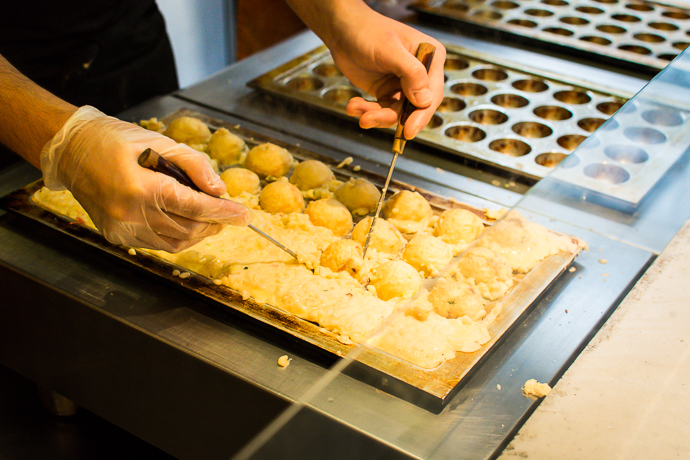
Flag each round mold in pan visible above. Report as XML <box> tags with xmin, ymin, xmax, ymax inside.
<box><xmin>576</xmin><ymin>6</ymin><xmax>605</xmax><ymax>15</ymax></box>
<box><xmin>662</xmin><ymin>10</ymin><xmax>690</xmax><ymax>20</ymax></box>
<box><xmin>437</xmin><ymin>97</ymin><xmax>467</xmax><ymax>113</ymax></box>
<box><xmin>471</xmin><ymin>67</ymin><xmax>510</xmax><ymax>81</ymax></box>
<box><xmin>618</xmin><ymin>44</ymin><xmax>653</xmax><ymax>55</ymax></box>
<box><xmin>641</xmin><ymin>108</ymin><xmax>684</xmax><ymax>126</ymax></box>
<box><xmin>633</xmin><ymin>32</ymin><xmax>665</xmax><ymax>43</ymax></box>
<box><xmin>543</xmin><ymin>27</ymin><xmax>576</xmax><ymax>36</ymax></box>
<box><xmin>583</xmin><ymin>163</ymin><xmax>631</xmax><ymax>184</ymax></box>
<box><xmin>626</xmin><ymin>3</ymin><xmax>655</xmax><ymax>12</ymax></box>
<box><xmin>604</xmin><ymin>145</ymin><xmax>650</xmax><ymax>164</ymax></box>
<box><xmin>553</xmin><ymin>90</ymin><xmax>592</xmax><ymax>105</ymax></box>
<box><xmin>506</xmin><ymin>18</ymin><xmax>539</xmax><ymax>27</ymax></box>
<box><xmin>535</xmin><ymin>151</ymin><xmax>570</xmax><ymax>168</ymax></box>
<box><xmin>426</xmin><ymin>114</ymin><xmax>445</xmax><ymax>130</ymax></box>
<box><xmin>560</xmin><ymin>16</ymin><xmax>590</xmax><ymax>26</ymax></box>
<box><xmin>611</xmin><ymin>13</ymin><xmax>643</xmax><ymax>23</ymax></box>
<box><xmin>451</xmin><ymin>81</ymin><xmax>490</xmax><ymax>97</ymax></box>
<box><xmin>533</xmin><ymin>105</ymin><xmax>573</xmax><ymax>121</ymax></box>
<box><xmin>444</xmin><ymin>124</ymin><xmax>488</xmax><ymax>143</ymax></box>
<box><xmin>542</xmin><ymin>0</ymin><xmax>569</xmax><ymax>6</ymax></box>
<box><xmin>595</xmin><ymin>24</ymin><xmax>628</xmax><ymax>34</ymax></box>
<box><xmin>321</xmin><ymin>87</ymin><xmax>362</xmax><ymax>106</ymax></box>
<box><xmin>524</xmin><ymin>8</ymin><xmax>555</xmax><ymax>17</ymax></box>
<box><xmin>489</xmin><ymin>138</ymin><xmax>532</xmax><ymax>156</ymax></box>
<box><xmin>491</xmin><ymin>93</ymin><xmax>530</xmax><ymax>108</ymax></box>
<box><xmin>311</xmin><ymin>63</ymin><xmax>342</xmax><ymax>78</ymax></box>
<box><xmin>597</xmin><ymin>100</ymin><xmax>626</xmax><ymax>115</ymax></box>
<box><xmin>623</xmin><ymin>126</ymin><xmax>667</xmax><ymax>144</ymax></box>
<box><xmin>492</xmin><ymin>0</ymin><xmax>520</xmax><ymax>9</ymax></box>
<box><xmin>580</xmin><ymin>35</ymin><xmax>613</xmax><ymax>45</ymax></box>
<box><xmin>557</xmin><ymin>134</ymin><xmax>588</xmax><ymax>151</ymax></box>
<box><xmin>283</xmin><ymin>75</ymin><xmax>324</xmax><ymax>92</ymax></box>
<box><xmin>444</xmin><ymin>55</ymin><xmax>471</xmax><ymax>71</ymax></box>
<box><xmin>512</xmin><ymin>121</ymin><xmax>554</xmax><ymax>138</ymax></box>
<box><xmin>577</xmin><ymin>117</ymin><xmax>607</xmax><ymax>132</ymax></box>
<box><xmin>512</xmin><ymin>78</ymin><xmax>549</xmax><ymax>93</ymax></box>
<box><xmin>648</xmin><ymin>21</ymin><xmax>679</xmax><ymax>31</ymax></box>
<box><xmin>468</xmin><ymin>108</ymin><xmax>510</xmax><ymax>125</ymax></box>
<box><xmin>471</xmin><ymin>9</ymin><xmax>504</xmax><ymax>20</ymax></box>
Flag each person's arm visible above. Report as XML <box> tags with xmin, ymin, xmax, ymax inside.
<box><xmin>284</xmin><ymin>0</ymin><xmax>446</xmax><ymax>140</ymax></box>
<box><xmin>0</xmin><ymin>54</ymin><xmax>249</xmax><ymax>253</ymax></box>
<box><xmin>0</xmin><ymin>55</ymin><xmax>76</xmax><ymax>168</ymax></box>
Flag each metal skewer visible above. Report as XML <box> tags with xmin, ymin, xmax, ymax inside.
<box><xmin>138</xmin><ymin>148</ymin><xmax>298</xmax><ymax>259</ymax></box>
<box><xmin>362</xmin><ymin>43</ymin><xmax>436</xmax><ymax>260</ymax></box>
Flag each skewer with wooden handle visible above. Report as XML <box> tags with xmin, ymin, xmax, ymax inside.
<box><xmin>362</xmin><ymin>43</ymin><xmax>436</xmax><ymax>259</ymax></box>
<box><xmin>138</xmin><ymin>148</ymin><xmax>298</xmax><ymax>259</ymax></box>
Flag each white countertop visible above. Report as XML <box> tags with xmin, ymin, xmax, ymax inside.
<box><xmin>499</xmin><ymin>219</ymin><xmax>690</xmax><ymax>459</ymax></box>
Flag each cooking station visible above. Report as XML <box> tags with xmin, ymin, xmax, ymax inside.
<box><xmin>2</xmin><ymin>11</ymin><xmax>690</xmax><ymax>460</ymax></box>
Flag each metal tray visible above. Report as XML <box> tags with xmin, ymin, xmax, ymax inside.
<box><xmin>248</xmin><ymin>45</ymin><xmax>632</xmax><ymax>180</ymax></box>
<box><xmin>0</xmin><ymin>109</ymin><xmax>583</xmax><ymax>411</ymax></box>
<box><xmin>549</xmin><ymin>97</ymin><xmax>690</xmax><ymax>208</ymax></box>
<box><xmin>411</xmin><ymin>0</ymin><xmax>690</xmax><ymax>73</ymax></box>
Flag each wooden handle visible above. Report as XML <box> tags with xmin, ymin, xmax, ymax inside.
<box><xmin>138</xmin><ymin>148</ymin><xmax>202</xmax><ymax>192</ymax></box>
<box><xmin>393</xmin><ymin>43</ymin><xmax>436</xmax><ymax>155</ymax></box>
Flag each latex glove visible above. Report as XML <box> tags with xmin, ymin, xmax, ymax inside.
<box><xmin>41</xmin><ymin>106</ymin><xmax>249</xmax><ymax>253</ymax></box>
<box><xmin>329</xmin><ymin>6</ymin><xmax>446</xmax><ymax>140</ymax></box>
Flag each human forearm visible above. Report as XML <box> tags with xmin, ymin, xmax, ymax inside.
<box><xmin>0</xmin><ymin>54</ymin><xmax>77</xmax><ymax>168</ymax></box>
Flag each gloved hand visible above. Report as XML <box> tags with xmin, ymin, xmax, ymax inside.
<box><xmin>40</xmin><ymin>106</ymin><xmax>249</xmax><ymax>253</ymax></box>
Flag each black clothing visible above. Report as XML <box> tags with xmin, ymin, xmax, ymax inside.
<box><xmin>0</xmin><ymin>1</ymin><xmax>178</xmax><ymax>114</ymax></box>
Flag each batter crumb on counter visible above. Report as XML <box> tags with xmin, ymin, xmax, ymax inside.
<box><xmin>353</xmin><ymin>165</ymin><xmax>361</xmax><ymax>172</ymax></box>
<box><xmin>569</xmin><ymin>266</ymin><xmax>576</xmax><ymax>273</ymax></box>
<box><xmin>179</xmin><ymin>272</ymin><xmax>191</xmax><ymax>279</ymax></box>
<box><xmin>128</xmin><ymin>248</ymin><xmax>137</xmax><ymax>256</ymax></box>
<box><xmin>523</xmin><ymin>379</ymin><xmax>551</xmax><ymax>398</ymax></box>
<box><xmin>484</xmin><ymin>207</ymin><xmax>507</xmax><ymax>220</ymax></box>
<box><xmin>599</xmin><ymin>258</ymin><xmax>608</xmax><ymax>264</ymax></box>
<box><xmin>277</xmin><ymin>355</ymin><xmax>291</xmax><ymax>368</ymax></box>
<box><xmin>172</xmin><ymin>269</ymin><xmax>181</xmax><ymax>277</ymax></box>
<box><xmin>337</xmin><ymin>157</ymin><xmax>353</xmax><ymax>168</ymax></box>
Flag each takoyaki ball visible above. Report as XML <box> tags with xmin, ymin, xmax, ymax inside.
<box><xmin>370</xmin><ymin>260</ymin><xmax>422</xmax><ymax>301</ymax></box>
<box><xmin>206</xmin><ymin>128</ymin><xmax>247</xmax><ymax>167</ymax></box>
<box><xmin>428</xmin><ymin>279</ymin><xmax>486</xmax><ymax>320</ymax></box>
<box><xmin>163</xmin><ymin>116</ymin><xmax>212</xmax><ymax>145</ymax></box>
<box><xmin>334</xmin><ymin>178</ymin><xmax>381</xmax><ymax>215</ymax></box>
<box><xmin>320</xmin><ymin>239</ymin><xmax>363</xmax><ymax>275</ymax></box>
<box><xmin>290</xmin><ymin>160</ymin><xmax>335</xmax><ymax>191</ymax></box>
<box><xmin>382</xmin><ymin>190</ymin><xmax>433</xmax><ymax>224</ymax></box>
<box><xmin>434</xmin><ymin>208</ymin><xmax>484</xmax><ymax>246</ymax></box>
<box><xmin>305</xmin><ymin>199</ymin><xmax>353</xmax><ymax>237</ymax></box>
<box><xmin>402</xmin><ymin>234</ymin><xmax>454</xmax><ymax>277</ymax></box>
<box><xmin>455</xmin><ymin>247</ymin><xmax>513</xmax><ymax>301</ymax></box>
<box><xmin>245</xmin><ymin>142</ymin><xmax>294</xmax><ymax>178</ymax></box>
<box><xmin>351</xmin><ymin>217</ymin><xmax>406</xmax><ymax>255</ymax></box>
<box><xmin>259</xmin><ymin>179</ymin><xmax>305</xmax><ymax>214</ymax></box>
<box><xmin>220</xmin><ymin>168</ymin><xmax>261</xmax><ymax>197</ymax></box>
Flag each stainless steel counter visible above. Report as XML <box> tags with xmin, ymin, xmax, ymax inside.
<box><xmin>0</xmin><ymin>25</ymin><xmax>678</xmax><ymax>460</ymax></box>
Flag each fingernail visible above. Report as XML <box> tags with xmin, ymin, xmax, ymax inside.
<box><xmin>351</xmin><ymin>109</ymin><xmax>364</xmax><ymax>117</ymax></box>
<box><xmin>413</xmin><ymin>88</ymin><xmax>433</xmax><ymax>106</ymax></box>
